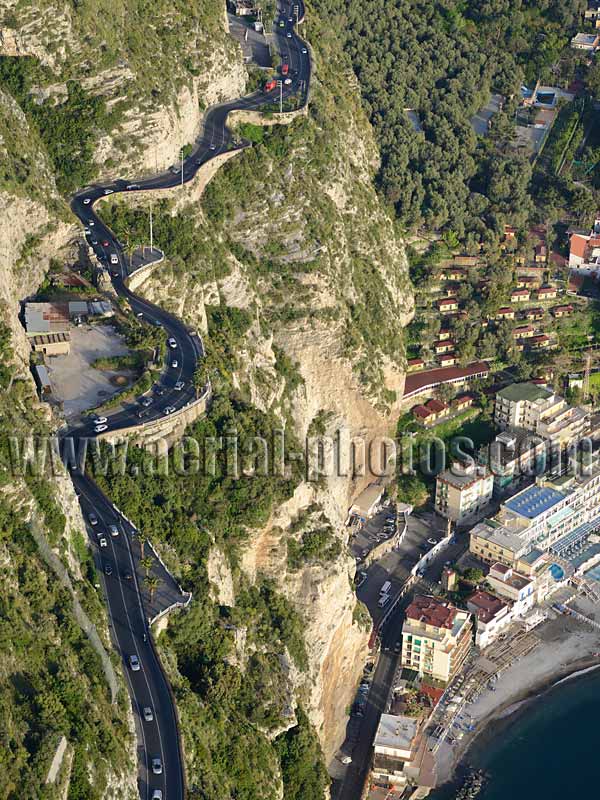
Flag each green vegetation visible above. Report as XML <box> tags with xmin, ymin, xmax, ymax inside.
<box><xmin>275</xmin><ymin>707</ymin><xmax>329</xmax><ymax>800</ymax></box>
<box><xmin>315</xmin><ymin>0</ymin><xmax>584</xmax><ymax>240</ymax></box>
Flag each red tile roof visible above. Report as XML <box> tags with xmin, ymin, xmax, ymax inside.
<box><xmin>570</xmin><ymin>234</ymin><xmax>589</xmax><ymax>259</ymax></box>
<box><xmin>405</xmin><ymin>596</ymin><xmax>461</xmax><ymax>630</ymax></box>
<box><xmin>412</xmin><ymin>404</ymin><xmax>432</xmax><ymax>419</ymax></box>
<box><xmin>407</xmin><ymin>357</ymin><xmax>425</xmax><ymax>367</ymax></box>
<box><xmin>426</xmin><ymin>398</ymin><xmax>448</xmax><ymax>413</ymax></box>
<box><xmin>538</xmin><ymin>286</ymin><xmax>556</xmax><ymax>295</ymax></box>
<box><xmin>403</xmin><ymin>362</ymin><xmax>489</xmax><ymax>398</ymax></box>
<box><xmin>468</xmin><ymin>591</ymin><xmax>508</xmax><ymax>624</ymax></box>
<box><xmin>497</xmin><ymin>307</ymin><xmax>514</xmax><ymax>315</ymax></box>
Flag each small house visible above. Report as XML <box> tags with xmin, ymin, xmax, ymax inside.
<box><xmin>511</xmin><ymin>289</ymin><xmax>530</xmax><ymax>303</ymax></box>
<box><xmin>407</xmin><ymin>358</ymin><xmax>425</xmax><ymax>372</ymax></box>
<box><xmin>439</xmin><ymin>353</ymin><xmax>457</xmax><ymax>367</ymax></box>
<box><xmin>437</xmin><ymin>297</ymin><xmax>459</xmax><ymax>313</ymax></box>
<box><xmin>496</xmin><ymin>307</ymin><xmax>515</xmax><ymax>320</ymax></box>
<box><xmin>551</xmin><ymin>304</ymin><xmax>574</xmax><ymax>318</ymax></box>
<box><xmin>537</xmin><ymin>286</ymin><xmax>557</xmax><ymax>301</ymax></box>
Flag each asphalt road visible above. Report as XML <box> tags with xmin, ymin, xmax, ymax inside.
<box><xmin>60</xmin><ymin>3</ymin><xmax>311</xmax><ymax>798</ymax></box>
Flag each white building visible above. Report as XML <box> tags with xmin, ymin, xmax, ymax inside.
<box><xmin>467</xmin><ymin>590</ymin><xmax>514</xmax><ymax>649</ymax></box>
<box><xmin>435</xmin><ymin>462</ymin><xmax>494</xmax><ymax>522</ymax></box>
<box><xmin>485</xmin><ymin>563</ymin><xmax>537</xmax><ymax>617</ymax></box>
<box><xmin>371</xmin><ymin>714</ymin><xmax>422</xmax><ymax>788</ymax></box>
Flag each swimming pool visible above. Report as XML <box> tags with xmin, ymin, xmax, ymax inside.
<box><xmin>549</xmin><ymin>563</ymin><xmax>565</xmax><ymax>581</ymax></box>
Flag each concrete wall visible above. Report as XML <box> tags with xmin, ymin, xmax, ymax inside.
<box><xmin>126</xmin><ymin>252</ymin><xmax>165</xmax><ymax>291</ymax></box>
<box><xmin>97</xmin><ymin>386</ymin><xmax>211</xmax><ymax>446</ymax></box>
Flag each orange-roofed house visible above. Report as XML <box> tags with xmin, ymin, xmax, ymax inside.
<box><xmin>437</xmin><ymin>297</ymin><xmax>459</xmax><ymax>313</ymax></box>
<box><xmin>496</xmin><ymin>307</ymin><xmax>515</xmax><ymax>320</ymax></box>
<box><xmin>511</xmin><ymin>289</ymin><xmax>530</xmax><ymax>303</ymax></box>
<box><xmin>551</xmin><ymin>304</ymin><xmax>574</xmax><ymax>318</ymax></box>
<box><xmin>537</xmin><ymin>286</ymin><xmax>557</xmax><ymax>300</ymax></box>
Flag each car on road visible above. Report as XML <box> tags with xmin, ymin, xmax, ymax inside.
<box><xmin>127</xmin><ymin>184</ymin><xmax>140</xmax><ymax>190</ymax></box>
<box><xmin>91</xmin><ymin>239</ymin><xmax>98</xmax><ymax>245</ymax></box>
<box><xmin>339</xmin><ymin>755</ymin><xmax>352</xmax><ymax>765</ymax></box>
<box><xmin>170</xmin><ymin>165</ymin><xmax>180</xmax><ymax>174</ymax></box>
<box><xmin>284</xmin><ymin>78</ymin><xmax>292</xmax><ymax>85</ymax></box>
<box><xmin>110</xmin><ymin>253</ymin><xmax>119</xmax><ymax>265</ymax></box>
<box><xmin>301</xmin><ymin>47</ymin><xmax>307</xmax><ymax>53</ymax></box>
<box><xmin>88</xmin><ymin>512</ymin><xmax>98</xmax><ymax>526</ymax></box>
<box><xmin>129</xmin><ymin>654</ymin><xmax>140</xmax><ymax>671</ymax></box>
<box><xmin>151</xmin><ymin>757</ymin><xmax>162</xmax><ymax>775</ymax></box>
<box><xmin>103</xmin><ymin>188</ymin><xmax>114</xmax><ymax>195</ymax></box>
<box><xmin>174</xmin><ymin>381</ymin><xmax>185</xmax><ymax>391</ymax></box>
<box><xmin>279</xmin><ymin>19</ymin><xmax>285</xmax><ymax>26</ymax></box>
<box><xmin>209</xmin><ymin>144</ymin><xmax>216</xmax><ymax>150</ymax></box>
<box><xmin>286</xmin><ymin>31</ymin><xmax>292</xmax><ymax>37</ymax></box>
<box><xmin>360</xmin><ymin>548</ymin><xmax>369</xmax><ymax>558</ymax></box>
<box><xmin>88</xmin><ymin>220</ymin><xmax>95</xmax><ymax>226</ymax></box>
<box><xmin>84</xmin><ymin>227</ymin><xmax>91</xmax><ymax>235</ymax></box>
<box><xmin>171</xmin><ymin>359</ymin><xmax>178</xmax><ymax>368</ymax></box>
<box><xmin>137</xmin><ymin>409</ymin><xmax>150</xmax><ymax>419</ymax></box>
<box><xmin>164</xmin><ymin>406</ymin><xmax>176</xmax><ymax>415</ymax></box>
<box><xmin>83</xmin><ymin>198</ymin><xmax>91</xmax><ymax>204</ymax></box>
<box><xmin>167</xmin><ymin>337</ymin><xmax>177</xmax><ymax>348</ymax></box>
<box><xmin>99</xmin><ymin>536</ymin><xmax>108</xmax><ymax>548</ymax></box>
<box><xmin>102</xmin><ymin>240</ymin><xmax>110</xmax><ymax>247</ymax></box>
<box><xmin>109</xmin><ymin>524</ymin><xmax>119</xmax><ymax>537</ymax></box>
<box><xmin>122</xmin><ymin>569</ymin><xmax>133</xmax><ymax>581</ymax></box>
<box><xmin>427</xmin><ymin>538</ymin><xmax>437</xmax><ymax>545</ymax></box>
<box><xmin>140</xmin><ymin>396</ymin><xmax>153</xmax><ymax>407</ymax></box>
<box><xmin>152</xmin><ymin>791</ymin><xmax>162</xmax><ymax>800</ymax></box>
<box><xmin>143</xmin><ymin>706</ymin><xmax>154</xmax><ymax>722</ymax></box>
<box><xmin>154</xmin><ymin>385</ymin><xmax>166</xmax><ymax>396</ymax></box>
<box><xmin>94</xmin><ymin>424</ymin><xmax>108</xmax><ymax>433</ymax></box>
<box><xmin>288</xmin><ymin>16</ymin><xmax>293</xmax><ymax>22</ymax></box>
<box><xmin>104</xmin><ymin>562</ymin><xmax>113</xmax><ymax>576</ymax></box>
<box><xmin>94</xmin><ymin>416</ymin><xmax>108</xmax><ymax>425</ymax></box>
<box><xmin>355</xmin><ymin>570</ymin><xmax>367</xmax><ymax>588</ymax></box>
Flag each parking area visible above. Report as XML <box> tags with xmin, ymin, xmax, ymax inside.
<box><xmin>350</xmin><ymin>507</ymin><xmax>399</xmax><ymax>561</ymax></box>
<box><xmin>46</xmin><ymin>324</ymin><xmax>134</xmax><ymax>418</ymax></box>
<box><xmin>227</xmin><ymin>13</ymin><xmax>271</xmax><ymax>66</ymax></box>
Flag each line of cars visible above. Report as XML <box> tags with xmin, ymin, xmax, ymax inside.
<box><xmin>128</xmin><ymin>655</ymin><xmax>164</xmax><ymax>799</ymax></box>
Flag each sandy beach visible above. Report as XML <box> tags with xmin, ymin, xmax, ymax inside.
<box><xmin>434</xmin><ymin>594</ymin><xmax>600</xmax><ymax>787</ymax></box>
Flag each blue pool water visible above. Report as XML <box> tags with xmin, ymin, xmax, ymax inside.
<box><xmin>549</xmin><ymin>563</ymin><xmax>564</xmax><ymax>581</ymax></box>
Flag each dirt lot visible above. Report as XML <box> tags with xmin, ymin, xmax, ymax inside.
<box><xmin>46</xmin><ymin>324</ymin><xmax>133</xmax><ymax>418</ymax></box>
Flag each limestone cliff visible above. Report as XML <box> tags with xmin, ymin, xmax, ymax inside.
<box><xmin>0</xmin><ymin>0</ymin><xmax>414</xmax><ymax>786</ymax></box>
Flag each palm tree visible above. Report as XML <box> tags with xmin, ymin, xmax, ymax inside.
<box><xmin>140</xmin><ymin>556</ymin><xmax>153</xmax><ymax>577</ymax></box>
<box><xmin>137</xmin><ymin>531</ymin><xmax>148</xmax><ymax>559</ymax></box>
<box><xmin>145</xmin><ymin>575</ymin><xmax>160</xmax><ymax>602</ymax></box>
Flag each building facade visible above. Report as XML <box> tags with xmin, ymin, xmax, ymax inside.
<box><xmin>401</xmin><ymin>596</ymin><xmax>472</xmax><ymax>685</ymax></box>
<box><xmin>435</xmin><ymin>462</ymin><xmax>494</xmax><ymax>522</ymax></box>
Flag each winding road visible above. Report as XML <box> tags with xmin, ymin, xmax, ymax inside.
<box><xmin>63</xmin><ymin>4</ymin><xmax>311</xmax><ymax>799</ymax></box>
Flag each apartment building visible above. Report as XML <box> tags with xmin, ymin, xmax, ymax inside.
<box><xmin>481</xmin><ymin>429</ymin><xmax>548</xmax><ymax>496</ymax></box>
<box><xmin>401</xmin><ymin>596</ymin><xmax>472</xmax><ymax>685</ymax></box>
<box><xmin>467</xmin><ymin>590</ymin><xmax>513</xmax><ymax>649</ymax></box>
<box><xmin>494</xmin><ymin>382</ymin><xmax>587</xmax><ymax>449</ymax></box>
<box><xmin>469</xmin><ymin>466</ymin><xmax>600</xmax><ymax>568</ymax></box>
<box><xmin>371</xmin><ymin>715</ymin><xmax>423</xmax><ymax>788</ymax></box>
<box><xmin>485</xmin><ymin>562</ymin><xmax>536</xmax><ymax>615</ymax></box>
<box><xmin>435</xmin><ymin>462</ymin><xmax>494</xmax><ymax>522</ymax></box>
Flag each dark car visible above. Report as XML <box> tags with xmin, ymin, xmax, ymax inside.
<box><xmin>122</xmin><ymin>570</ymin><xmax>133</xmax><ymax>581</ymax></box>
<box><xmin>104</xmin><ymin>561</ymin><xmax>113</xmax><ymax>576</ymax></box>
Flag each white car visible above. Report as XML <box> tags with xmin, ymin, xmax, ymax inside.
<box><xmin>88</xmin><ymin>220</ymin><xmax>95</xmax><ymax>226</ymax></box>
<box><xmin>287</xmin><ymin>31</ymin><xmax>292</xmax><ymax>37</ymax></box>
<box><xmin>143</xmin><ymin>706</ymin><xmax>154</xmax><ymax>722</ymax></box>
<box><xmin>110</xmin><ymin>254</ymin><xmax>119</xmax><ymax>265</ymax></box>
<box><xmin>104</xmin><ymin>188</ymin><xmax>114</xmax><ymax>195</ymax></box>
<box><xmin>99</xmin><ymin>536</ymin><xmax>108</xmax><ymax>548</ymax></box>
<box><xmin>109</xmin><ymin>524</ymin><xmax>119</xmax><ymax>537</ymax></box>
<box><xmin>171</xmin><ymin>360</ymin><xmax>178</xmax><ymax>368</ymax></box>
<box><xmin>151</xmin><ymin>758</ymin><xmax>162</xmax><ymax>775</ymax></box>
<box><xmin>127</xmin><ymin>184</ymin><xmax>140</xmax><ymax>190</ymax></box>
<box><xmin>284</xmin><ymin>78</ymin><xmax>292</xmax><ymax>85</ymax></box>
<box><xmin>83</xmin><ymin>198</ymin><xmax>91</xmax><ymax>205</ymax></box>
<box><xmin>94</xmin><ymin>424</ymin><xmax>108</xmax><ymax>433</ymax></box>
<box><xmin>174</xmin><ymin>381</ymin><xmax>184</xmax><ymax>391</ymax></box>
<box><xmin>84</xmin><ymin>227</ymin><xmax>91</xmax><ymax>235</ymax></box>
<box><xmin>88</xmin><ymin>512</ymin><xmax>98</xmax><ymax>526</ymax></box>
<box><xmin>94</xmin><ymin>416</ymin><xmax>108</xmax><ymax>425</ymax></box>
<box><xmin>301</xmin><ymin>47</ymin><xmax>307</xmax><ymax>54</ymax></box>
<box><xmin>129</xmin><ymin>654</ymin><xmax>140</xmax><ymax>671</ymax></box>
<box><xmin>152</xmin><ymin>791</ymin><xmax>162</xmax><ymax>800</ymax></box>
<box><xmin>167</xmin><ymin>338</ymin><xmax>177</xmax><ymax>349</ymax></box>
<box><xmin>427</xmin><ymin>538</ymin><xmax>437</xmax><ymax>545</ymax></box>
<box><xmin>164</xmin><ymin>406</ymin><xmax>176</xmax><ymax>415</ymax></box>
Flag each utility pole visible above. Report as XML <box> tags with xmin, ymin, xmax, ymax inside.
<box><xmin>277</xmin><ymin>79</ymin><xmax>283</xmax><ymax>113</ymax></box>
<box><xmin>149</xmin><ymin>201</ymin><xmax>153</xmax><ymax>255</ymax></box>
<box><xmin>294</xmin><ymin>4</ymin><xmax>299</xmax><ymax>24</ymax></box>
<box><xmin>180</xmin><ymin>145</ymin><xmax>184</xmax><ymax>187</ymax></box>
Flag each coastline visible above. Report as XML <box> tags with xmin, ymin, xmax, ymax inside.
<box><xmin>432</xmin><ymin>600</ymin><xmax>600</xmax><ymax>791</ymax></box>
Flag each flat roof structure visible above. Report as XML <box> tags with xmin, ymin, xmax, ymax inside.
<box><xmin>374</xmin><ymin>714</ymin><xmax>419</xmax><ymax>753</ymax></box>
<box><xmin>504</xmin><ymin>484</ymin><xmax>565</xmax><ymax>519</ymax></box>
<box><xmin>496</xmin><ymin>382</ymin><xmax>552</xmax><ymax>403</ymax></box>
<box><xmin>403</xmin><ymin>361</ymin><xmax>489</xmax><ymax>399</ymax></box>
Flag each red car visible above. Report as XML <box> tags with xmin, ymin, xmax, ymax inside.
<box><xmin>102</xmin><ymin>240</ymin><xmax>109</xmax><ymax>247</ymax></box>
<box><xmin>282</xmin><ymin>63</ymin><xmax>289</xmax><ymax>76</ymax></box>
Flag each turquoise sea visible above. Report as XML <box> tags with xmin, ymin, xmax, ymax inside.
<box><xmin>430</xmin><ymin>667</ymin><xmax>600</xmax><ymax>800</ymax></box>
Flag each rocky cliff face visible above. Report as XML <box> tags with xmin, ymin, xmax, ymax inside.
<box><xmin>0</xmin><ymin>0</ymin><xmax>414</xmax><ymax>782</ymax></box>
